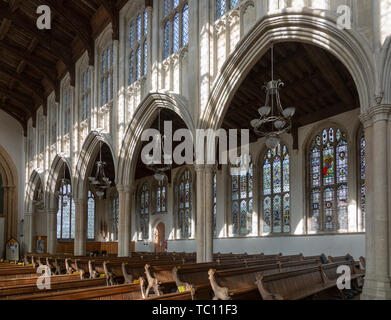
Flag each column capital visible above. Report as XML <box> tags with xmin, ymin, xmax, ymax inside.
<box><xmin>194</xmin><ymin>164</ymin><xmax>216</xmax><ymax>172</ymax></box>
<box><xmin>123</xmin><ymin>185</ymin><xmax>136</xmax><ymax>194</ymax></box>
<box><xmin>360</xmin><ymin>105</ymin><xmax>391</xmax><ymax>127</ymax></box>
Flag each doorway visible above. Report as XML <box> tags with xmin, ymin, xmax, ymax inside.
<box><xmin>154</xmin><ymin>222</ymin><xmax>165</xmax><ymax>253</ymax></box>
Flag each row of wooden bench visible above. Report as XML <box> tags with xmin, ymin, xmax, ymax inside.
<box><xmin>0</xmin><ymin>252</ymin><xmax>365</xmax><ymax>300</ymax></box>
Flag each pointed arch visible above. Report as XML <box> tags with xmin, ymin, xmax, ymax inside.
<box><xmin>200</xmin><ymin>9</ymin><xmax>375</xmax><ymax>131</ymax></box>
<box><xmin>0</xmin><ymin>144</ymin><xmax>18</xmax><ymax>243</ymax></box>
<box><xmin>117</xmin><ymin>91</ymin><xmax>195</xmax><ymax>187</ymax></box>
<box><xmin>73</xmin><ymin>130</ymin><xmax>117</xmax><ymax>200</ymax></box>
<box><xmin>25</xmin><ymin>169</ymin><xmax>44</xmax><ymax>214</ymax></box>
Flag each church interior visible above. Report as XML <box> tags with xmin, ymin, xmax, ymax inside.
<box><xmin>0</xmin><ymin>0</ymin><xmax>390</xmax><ymax>301</ymax></box>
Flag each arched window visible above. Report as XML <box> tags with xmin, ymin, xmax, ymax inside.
<box><xmin>50</xmin><ymin>102</ymin><xmax>57</xmax><ymax>145</ymax></box>
<box><xmin>100</xmin><ymin>44</ymin><xmax>113</xmax><ymax>106</ymax></box>
<box><xmin>231</xmin><ymin>160</ymin><xmax>253</xmax><ymax>236</ymax></box>
<box><xmin>155</xmin><ymin>178</ymin><xmax>167</xmax><ymax>214</ymax></box>
<box><xmin>0</xmin><ymin>174</ymin><xmax>4</xmax><ymax>215</ymax></box>
<box><xmin>213</xmin><ymin>171</ymin><xmax>217</xmax><ymax>237</ymax></box>
<box><xmin>63</xmin><ymin>88</ymin><xmax>72</xmax><ymax>135</ymax></box>
<box><xmin>80</xmin><ymin>68</ymin><xmax>91</xmax><ymax>121</ymax></box>
<box><xmin>57</xmin><ymin>183</ymin><xmax>75</xmax><ymax>240</ymax></box>
<box><xmin>176</xmin><ymin>169</ymin><xmax>192</xmax><ymax>239</ymax></box>
<box><xmin>112</xmin><ymin>195</ymin><xmax>119</xmax><ymax>241</ymax></box>
<box><xmin>129</xmin><ymin>9</ymin><xmax>149</xmax><ymax>85</ymax></box>
<box><xmin>358</xmin><ymin>129</ymin><xmax>366</xmax><ymax>231</ymax></box>
<box><xmin>308</xmin><ymin>127</ymin><xmax>349</xmax><ymax>233</ymax></box>
<box><xmin>262</xmin><ymin>145</ymin><xmax>290</xmax><ymax>234</ymax></box>
<box><xmin>87</xmin><ymin>191</ymin><xmax>95</xmax><ymax>240</ymax></box>
<box><xmin>162</xmin><ymin>0</ymin><xmax>189</xmax><ymax>59</ymax></box>
<box><xmin>139</xmin><ymin>183</ymin><xmax>150</xmax><ymax>240</ymax></box>
<box><xmin>216</xmin><ymin>0</ymin><xmax>240</xmax><ymax>20</ymax></box>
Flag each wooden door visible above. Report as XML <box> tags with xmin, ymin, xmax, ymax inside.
<box><xmin>154</xmin><ymin>222</ymin><xmax>165</xmax><ymax>253</ymax></box>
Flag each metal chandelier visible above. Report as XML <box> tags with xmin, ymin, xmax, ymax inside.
<box><xmin>251</xmin><ymin>44</ymin><xmax>296</xmax><ymax>149</ymax></box>
<box><xmin>88</xmin><ymin>141</ymin><xmax>112</xmax><ymax>198</ymax></box>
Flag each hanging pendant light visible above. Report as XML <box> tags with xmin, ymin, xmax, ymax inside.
<box><xmin>147</xmin><ymin>109</ymin><xmax>172</xmax><ymax>181</ymax></box>
<box><xmin>251</xmin><ymin>44</ymin><xmax>296</xmax><ymax>148</ymax></box>
<box><xmin>56</xmin><ymin>165</ymin><xmax>72</xmax><ymax>206</ymax></box>
<box><xmin>88</xmin><ymin>141</ymin><xmax>112</xmax><ymax>198</ymax></box>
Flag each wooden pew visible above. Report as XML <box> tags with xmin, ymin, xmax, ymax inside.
<box><xmin>0</xmin><ymin>274</ymin><xmax>81</xmax><ymax>288</ymax></box>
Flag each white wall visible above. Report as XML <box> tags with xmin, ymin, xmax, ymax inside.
<box><xmin>0</xmin><ymin>110</ymin><xmax>25</xmax><ymax>257</ymax></box>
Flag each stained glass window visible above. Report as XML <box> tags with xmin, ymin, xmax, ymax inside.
<box><xmin>231</xmin><ymin>159</ymin><xmax>253</xmax><ymax>236</ymax></box>
<box><xmin>100</xmin><ymin>44</ymin><xmax>113</xmax><ymax>106</ymax></box>
<box><xmin>216</xmin><ymin>0</ymin><xmax>239</xmax><ymax>20</ymax></box>
<box><xmin>155</xmin><ymin>177</ymin><xmax>167</xmax><ymax>213</ymax></box>
<box><xmin>139</xmin><ymin>183</ymin><xmax>150</xmax><ymax>240</ymax></box>
<box><xmin>112</xmin><ymin>195</ymin><xmax>119</xmax><ymax>241</ymax></box>
<box><xmin>87</xmin><ymin>191</ymin><xmax>95</xmax><ymax>240</ymax></box>
<box><xmin>359</xmin><ymin>130</ymin><xmax>366</xmax><ymax>231</ymax></box>
<box><xmin>162</xmin><ymin>0</ymin><xmax>188</xmax><ymax>60</ymax></box>
<box><xmin>177</xmin><ymin>169</ymin><xmax>192</xmax><ymax>239</ymax></box>
<box><xmin>262</xmin><ymin>144</ymin><xmax>290</xmax><ymax>234</ymax></box>
<box><xmin>129</xmin><ymin>10</ymin><xmax>149</xmax><ymax>86</ymax></box>
<box><xmin>81</xmin><ymin>68</ymin><xmax>91</xmax><ymax>121</ymax></box>
<box><xmin>308</xmin><ymin>127</ymin><xmax>349</xmax><ymax>233</ymax></box>
<box><xmin>56</xmin><ymin>181</ymin><xmax>75</xmax><ymax>240</ymax></box>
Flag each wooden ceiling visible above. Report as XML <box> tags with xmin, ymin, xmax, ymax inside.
<box><xmin>0</xmin><ymin>0</ymin><xmax>150</xmax><ymax>135</ymax></box>
<box><xmin>222</xmin><ymin>42</ymin><xmax>360</xmax><ymax>143</ymax></box>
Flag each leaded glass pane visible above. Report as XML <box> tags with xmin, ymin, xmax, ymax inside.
<box><xmin>137</xmin><ymin>14</ymin><xmax>142</xmax><ymax>41</ymax></box>
<box><xmin>240</xmin><ymin>174</ymin><xmax>247</xmax><ymax>199</ymax></box>
<box><xmin>230</xmin><ymin>0</ymin><xmax>240</xmax><ymax>9</ymax></box>
<box><xmin>310</xmin><ymin>189</ymin><xmax>321</xmax><ymax>232</ymax></box>
<box><xmin>136</xmin><ymin>46</ymin><xmax>141</xmax><ymax>80</ymax></box>
<box><xmin>263</xmin><ymin>158</ymin><xmax>271</xmax><ymax>195</ymax></box>
<box><xmin>182</xmin><ymin>4</ymin><xmax>189</xmax><ymax>46</ymax></box>
<box><xmin>232</xmin><ymin>201</ymin><xmax>239</xmax><ymax>236</ymax></box>
<box><xmin>323</xmin><ymin>187</ymin><xmax>334</xmax><ymax>231</ymax></box>
<box><xmin>323</xmin><ymin>146</ymin><xmax>335</xmax><ymax>186</ymax></box>
<box><xmin>129</xmin><ymin>51</ymin><xmax>134</xmax><ymax>85</ymax></box>
<box><xmin>360</xmin><ymin>135</ymin><xmax>366</xmax><ymax>180</ymax></box>
<box><xmin>283</xmin><ymin>154</ymin><xmax>290</xmax><ymax>192</ymax></box>
<box><xmin>87</xmin><ymin>194</ymin><xmax>95</xmax><ymax>240</ymax></box>
<box><xmin>144</xmin><ymin>10</ymin><xmax>148</xmax><ymax>35</ymax></box>
<box><xmin>283</xmin><ymin>194</ymin><xmax>290</xmax><ymax>233</ymax></box>
<box><xmin>173</xmin><ymin>13</ymin><xmax>180</xmax><ymax>53</ymax></box>
<box><xmin>311</xmin><ymin>147</ymin><xmax>321</xmax><ymax>187</ymax></box>
<box><xmin>263</xmin><ymin>197</ymin><xmax>271</xmax><ymax>233</ymax></box>
<box><xmin>164</xmin><ymin>21</ymin><xmax>170</xmax><ymax>59</ymax></box>
<box><xmin>336</xmin><ymin>141</ymin><xmax>348</xmax><ymax>183</ymax></box>
<box><xmin>273</xmin><ymin>156</ymin><xmax>282</xmax><ymax>193</ymax></box>
<box><xmin>232</xmin><ymin>175</ymin><xmax>239</xmax><ymax>200</ymax></box>
<box><xmin>164</xmin><ymin>0</ymin><xmax>171</xmax><ymax>16</ymax></box>
<box><xmin>337</xmin><ymin>184</ymin><xmax>348</xmax><ymax>231</ymax></box>
<box><xmin>240</xmin><ymin>200</ymin><xmax>247</xmax><ymax>235</ymax></box>
<box><xmin>143</xmin><ymin>41</ymin><xmax>148</xmax><ymax>76</ymax></box>
<box><xmin>129</xmin><ymin>22</ymin><xmax>135</xmax><ymax>48</ymax></box>
<box><xmin>173</xmin><ymin>0</ymin><xmax>180</xmax><ymax>8</ymax></box>
<box><xmin>216</xmin><ymin>0</ymin><xmax>227</xmax><ymax>19</ymax></box>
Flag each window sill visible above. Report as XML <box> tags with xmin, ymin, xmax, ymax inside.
<box><xmin>99</xmin><ymin>102</ymin><xmax>113</xmax><ymax>114</ymax></box>
<box><xmin>162</xmin><ymin>45</ymin><xmax>189</xmax><ymax>65</ymax></box>
<box><xmin>127</xmin><ymin>76</ymin><xmax>147</xmax><ymax>92</ymax></box>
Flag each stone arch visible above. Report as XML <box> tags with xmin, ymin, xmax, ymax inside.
<box><xmin>0</xmin><ymin>144</ymin><xmax>18</xmax><ymax>244</ymax></box>
<box><xmin>200</xmin><ymin>9</ymin><xmax>375</xmax><ymax>131</ymax></box>
<box><xmin>45</xmin><ymin>154</ymin><xmax>72</xmax><ymax>210</ymax></box>
<box><xmin>73</xmin><ymin>130</ymin><xmax>117</xmax><ymax>200</ymax></box>
<box><xmin>117</xmin><ymin>91</ymin><xmax>196</xmax><ymax>187</ymax></box>
<box><xmin>25</xmin><ymin>169</ymin><xmax>44</xmax><ymax>214</ymax></box>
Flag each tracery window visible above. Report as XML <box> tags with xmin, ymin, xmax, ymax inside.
<box><xmin>50</xmin><ymin>103</ymin><xmax>57</xmax><ymax>145</ymax></box>
<box><xmin>87</xmin><ymin>190</ymin><xmax>95</xmax><ymax>240</ymax></box>
<box><xmin>139</xmin><ymin>183</ymin><xmax>150</xmax><ymax>240</ymax></box>
<box><xmin>155</xmin><ymin>178</ymin><xmax>167</xmax><ymax>214</ymax></box>
<box><xmin>162</xmin><ymin>0</ymin><xmax>189</xmax><ymax>60</ymax></box>
<box><xmin>358</xmin><ymin>129</ymin><xmax>366</xmax><ymax>231</ymax></box>
<box><xmin>63</xmin><ymin>88</ymin><xmax>72</xmax><ymax>135</ymax></box>
<box><xmin>129</xmin><ymin>10</ymin><xmax>149</xmax><ymax>85</ymax></box>
<box><xmin>100</xmin><ymin>44</ymin><xmax>113</xmax><ymax>107</ymax></box>
<box><xmin>176</xmin><ymin>169</ymin><xmax>192</xmax><ymax>239</ymax></box>
<box><xmin>231</xmin><ymin>159</ymin><xmax>253</xmax><ymax>236</ymax></box>
<box><xmin>262</xmin><ymin>145</ymin><xmax>290</xmax><ymax>234</ymax></box>
<box><xmin>57</xmin><ymin>183</ymin><xmax>75</xmax><ymax>240</ymax></box>
<box><xmin>81</xmin><ymin>68</ymin><xmax>91</xmax><ymax>121</ymax></box>
<box><xmin>216</xmin><ymin>0</ymin><xmax>240</xmax><ymax>20</ymax></box>
<box><xmin>308</xmin><ymin>127</ymin><xmax>349</xmax><ymax>233</ymax></box>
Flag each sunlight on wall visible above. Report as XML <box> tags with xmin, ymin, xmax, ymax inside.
<box><xmin>311</xmin><ymin>0</ymin><xmax>328</xmax><ymax>10</ymax></box>
<box><xmin>229</xmin><ymin>14</ymin><xmax>240</xmax><ymax>54</ymax></box>
<box><xmin>291</xmin><ymin>0</ymin><xmax>305</xmax><ymax>8</ymax></box>
<box><xmin>381</xmin><ymin>0</ymin><xmax>391</xmax><ymax>44</ymax></box>
<box><xmin>294</xmin><ymin>219</ymin><xmax>304</xmax><ymax>235</ymax></box>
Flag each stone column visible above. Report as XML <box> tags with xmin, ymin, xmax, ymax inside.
<box><xmin>361</xmin><ymin>105</ymin><xmax>391</xmax><ymax>300</ymax></box>
<box><xmin>118</xmin><ymin>186</ymin><xmax>133</xmax><ymax>257</ymax></box>
<box><xmin>24</xmin><ymin>212</ymin><xmax>33</xmax><ymax>253</ymax></box>
<box><xmin>74</xmin><ymin>198</ymin><xmax>87</xmax><ymax>256</ymax></box>
<box><xmin>47</xmin><ymin>208</ymin><xmax>57</xmax><ymax>254</ymax></box>
<box><xmin>195</xmin><ymin>165</ymin><xmax>214</xmax><ymax>263</ymax></box>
